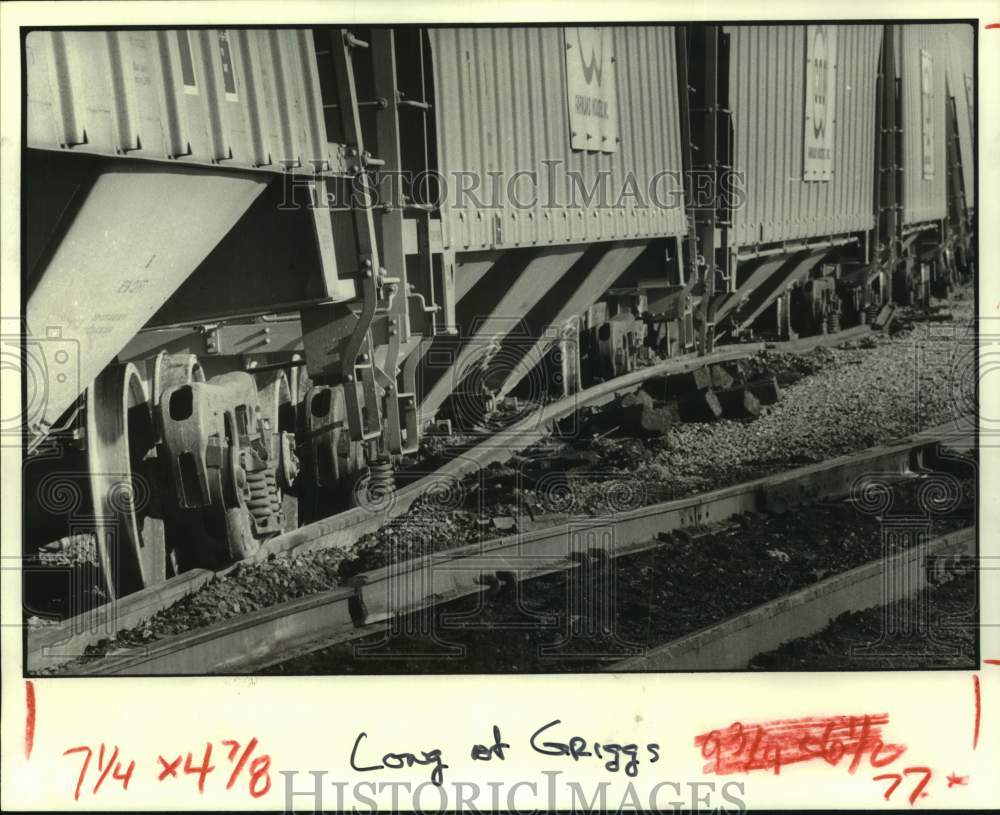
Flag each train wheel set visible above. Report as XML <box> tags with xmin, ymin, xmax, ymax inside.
<box><xmin>21</xmin><ymin>23</ymin><xmax>976</xmax><ymax>661</ymax></box>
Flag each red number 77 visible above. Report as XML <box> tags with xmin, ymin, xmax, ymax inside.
<box><xmin>873</xmin><ymin>766</ymin><xmax>933</xmax><ymax>805</ymax></box>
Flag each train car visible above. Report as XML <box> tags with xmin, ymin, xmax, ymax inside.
<box><xmin>23</xmin><ymin>25</ymin><xmax>692</xmax><ymax>599</ymax></box>
<box><xmin>881</xmin><ymin>23</ymin><xmax>976</xmax><ymax>304</ymax></box>
<box><xmin>894</xmin><ymin>24</ymin><xmax>949</xmax><ymax>304</ymax></box>
<box><xmin>704</xmin><ymin>24</ymin><xmax>884</xmax><ymax>340</ymax></box>
<box><xmin>21</xmin><ymin>22</ymin><xmax>976</xmax><ymax>606</ymax></box>
<box><xmin>414</xmin><ymin>26</ymin><xmax>691</xmax><ymax>417</ymax></box>
<box><xmin>945</xmin><ymin>23</ymin><xmax>976</xmax><ymax>273</ymax></box>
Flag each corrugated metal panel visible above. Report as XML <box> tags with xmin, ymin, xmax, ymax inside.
<box><xmin>429</xmin><ymin>27</ymin><xmax>687</xmax><ymax>252</ymax></box>
<box><xmin>944</xmin><ymin>24</ymin><xmax>975</xmax><ymax>211</ymax></box>
<box><xmin>726</xmin><ymin>25</ymin><xmax>882</xmax><ymax>248</ymax></box>
<box><xmin>899</xmin><ymin>25</ymin><xmax>948</xmax><ymax>225</ymax></box>
<box><xmin>26</xmin><ymin>29</ymin><xmax>339</xmax><ymax>174</ymax></box>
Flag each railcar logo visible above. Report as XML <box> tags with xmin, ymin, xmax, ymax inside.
<box><xmin>811</xmin><ymin>27</ymin><xmax>828</xmax><ymax>139</ymax></box>
<box><xmin>564</xmin><ymin>27</ymin><xmax>619</xmax><ymax>153</ymax></box>
<box><xmin>964</xmin><ymin>74</ymin><xmax>974</xmax><ymax>138</ymax></box>
<box><xmin>804</xmin><ymin>24</ymin><xmax>836</xmax><ymax>182</ymax></box>
<box><xmin>577</xmin><ymin>28</ymin><xmax>604</xmax><ymax>87</ymax></box>
<box><xmin>920</xmin><ymin>50</ymin><xmax>935</xmax><ymax>180</ymax></box>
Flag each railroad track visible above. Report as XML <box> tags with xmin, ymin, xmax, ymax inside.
<box><xmin>41</xmin><ymin>415</ymin><xmax>974</xmax><ymax>676</ymax></box>
<box><xmin>27</xmin><ymin>343</ymin><xmax>762</xmax><ymax>671</ymax></box>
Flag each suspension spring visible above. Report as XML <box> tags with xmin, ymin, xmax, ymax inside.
<box><xmin>245</xmin><ymin>468</ymin><xmax>281</xmax><ymax>524</ymax></box>
<box><xmin>368</xmin><ymin>457</ymin><xmax>395</xmax><ymax>497</ymax></box>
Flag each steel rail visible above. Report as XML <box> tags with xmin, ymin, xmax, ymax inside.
<box><xmin>26</xmin><ymin>344</ymin><xmax>762</xmax><ymax>672</ymax></box>
<box><xmin>52</xmin><ymin>418</ymin><xmax>974</xmax><ymax>676</ymax></box>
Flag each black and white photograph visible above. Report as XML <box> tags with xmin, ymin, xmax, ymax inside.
<box><xmin>6</xmin><ymin>3</ymin><xmax>1000</xmax><ymax>811</ymax></box>
<box><xmin>14</xmin><ymin>17</ymin><xmax>980</xmax><ymax>679</ymax></box>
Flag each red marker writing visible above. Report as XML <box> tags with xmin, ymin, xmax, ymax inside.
<box><xmin>25</xmin><ymin>681</ymin><xmax>36</xmax><ymax>760</ymax></box>
<box><xmin>694</xmin><ymin>714</ymin><xmax>906</xmax><ymax>776</ymax></box>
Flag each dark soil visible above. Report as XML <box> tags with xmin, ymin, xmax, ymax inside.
<box><xmin>748</xmin><ymin>572</ymin><xmax>978</xmax><ymax>670</ymax></box>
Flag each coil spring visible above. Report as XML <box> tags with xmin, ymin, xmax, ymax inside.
<box><xmin>367</xmin><ymin>458</ymin><xmax>395</xmax><ymax>498</ymax></box>
<box><xmin>826</xmin><ymin>311</ymin><xmax>841</xmax><ymax>334</ymax></box>
<box><xmin>246</xmin><ymin>468</ymin><xmax>281</xmax><ymax>523</ymax></box>
<box><xmin>865</xmin><ymin>303</ymin><xmax>880</xmax><ymax>325</ymax></box>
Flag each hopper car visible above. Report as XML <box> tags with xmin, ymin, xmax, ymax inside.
<box><xmin>20</xmin><ymin>23</ymin><xmax>976</xmax><ymax>602</ymax></box>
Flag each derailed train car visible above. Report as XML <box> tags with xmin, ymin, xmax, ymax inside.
<box><xmin>21</xmin><ymin>23</ymin><xmax>976</xmax><ymax>602</ymax></box>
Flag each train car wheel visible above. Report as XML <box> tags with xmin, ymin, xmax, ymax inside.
<box><xmin>256</xmin><ymin>369</ymin><xmax>299</xmax><ymax>532</ymax></box>
<box><xmin>85</xmin><ymin>363</ymin><xmax>167</xmax><ymax>599</ymax></box>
